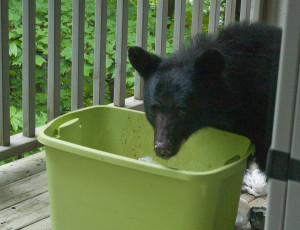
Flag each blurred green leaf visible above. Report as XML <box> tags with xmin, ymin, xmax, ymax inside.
<box><xmin>10</xmin><ymin>106</ymin><xmax>23</xmax><ymax>133</ymax></box>
<box><xmin>9</xmin><ymin>42</ymin><xmax>18</xmax><ymax>57</ymax></box>
<box><xmin>36</xmin><ymin>55</ymin><xmax>46</xmax><ymax>66</ymax></box>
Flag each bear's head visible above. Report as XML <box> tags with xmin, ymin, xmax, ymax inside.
<box><xmin>128</xmin><ymin>46</ymin><xmax>227</xmax><ymax>159</ymax></box>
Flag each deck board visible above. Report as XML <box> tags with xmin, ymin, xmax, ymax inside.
<box><xmin>0</xmin><ymin>192</ymin><xmax>49</xmax><ymax>230</ymax></box>
<box><xmin>0</xmin><ymin>151</ymin><xmax>49</xmax><ymax>230</ymax></box>
<box><xmin>0</xmin><ymin>151</ymin><xmax>46</xmax><ymax>187</ymax></box>
<box><xmin>0</xmin><ymin>170</ymin><xmax>48</xmax><ymax>211</ymax></box>
<box><xmin>21</xmin><ymin>217</ymin><xmax>51</xmax><ymax>230</ymax></box>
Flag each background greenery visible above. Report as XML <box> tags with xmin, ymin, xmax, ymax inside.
<box><xmin>2</xmin><ymin>0</ymin><xmax>228</xmax><ymax>166</ymax></box>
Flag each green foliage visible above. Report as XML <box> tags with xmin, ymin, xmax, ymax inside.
<box><xmin>8</xmin><ymin>0</ymin><xmax>226</xmax><ymax>116</ymax></box>
<box><xmin>9</xmin><ymin>106</ymin><xmax>47</xmax><ymax>134</ymax></box>
<box><xmin>10</xmin><ymin>106</ymin><xmax>22</xmax><ymax>133</ymax></box>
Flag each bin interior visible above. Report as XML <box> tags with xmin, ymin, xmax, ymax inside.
<box><xmin>44</xmin><ymin>106</ymin><xmax>251</xmax><ymax>173</ymax></box>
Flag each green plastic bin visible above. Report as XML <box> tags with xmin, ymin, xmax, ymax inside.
<box><xmin>38</xmin><ymin>106</ymin><xmax>254</xmax><ymax>230</ymax></box>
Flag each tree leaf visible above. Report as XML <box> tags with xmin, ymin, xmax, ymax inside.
<box><xmin>36</xmin><ymin>55</ymin><xmax>46</xmax><ymax>66</ymax></box>
<box><xmin>10</xmin><ymin>106</ymin><xmax>17</xmax><ymax>115</ymax></box>
<box><xmin>106</xmin><ymin>57</ymin><xmax>113</xmax><ymax>68</ymax></box>
<box><xmin>61</xmin><ymin>46</ymin><xmax>72</xmax><ymax>60</ymax></box>
<box><xmin>9</xmin><ymin>43</ymin><xmax>18</xmax><ymax>57</ymax></box>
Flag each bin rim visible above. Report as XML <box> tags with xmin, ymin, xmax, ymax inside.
<box><xmin>38</xmin><ymin>106</ymin><xmax>254</xmax><ymax>181</ymax></box>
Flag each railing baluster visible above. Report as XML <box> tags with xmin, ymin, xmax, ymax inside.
<box><xmin>192</xmin><ymin>0</ymin><xmax>204</xmax><ymax>36</ymax></box>
<box><xmin>240</xmin><ymin>0</ymin><xmax>251</xmax><ymax>22</ymax></box>
<box><xmin>173</xmin><ymin>0</ymin><xmax>186</xmax><ymax>52</ymax></box>
<box><xmin>0</xmin><ymin>0</ymin><xmax>9</xmax><ymax>146</ymax></box>
<box><xmin>48</xmin><ymin>0</ymin><xmax>61</xmax><ymax>121</ymax></box>
<box><xmin>250</xmin><ymin>0</ymin><xmax>263</xmax><ymax>22</ymax></box>
<box><xmin>225</xmin><ymin>0</ymin><xmax>236</xmax><ymax>26</ymax></box>
<box><xmin>22</xmin><ymin>0</ymin><xmax>36</xmax><ymax>137</ymax></box>
<box><xmin>134</xmin><ymin>0</ymin><xmax>149</xmax><ymax>100</ymax></box>
<box><xmin>155</xmin><ymin>0</ymin><xmax>168</xmax><ymax>57</ymax></box>
<box><xmin>71</xmin><ymin>0</ymin><xmax>85</xmax><ymax>111</ymax></box>
<box><xmin>93</xmin><ymin>0</ymin><xmax>107</xmax><ymax>105</ymax></box>
<box><xmin>208</xmin><ymin>0</ymin><xmax>221</xmax><ymax>34</ymax></box>
<box><xmin>114</xmin><ymin>0</ymin><xmax>128</xmax><ymax>107</ymax></box>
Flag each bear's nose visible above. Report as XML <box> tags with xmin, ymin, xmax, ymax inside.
<box><xmin>154</xmin><ymin>142</ymin><xmax>172</xmax><ymax>159</ymax></box>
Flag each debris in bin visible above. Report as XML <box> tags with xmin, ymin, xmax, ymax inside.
<box><xmin>235</xmin><ymin>198</ymin><xmax>251</xmax><ymax>230</ymax></box>
<box><xmin>248</xmin><ymin>207</ymin><xmax>266</xmax><ymax>230</ymax></box>
<box><xmin>138</xmin><ymin>156</ymin><xmax>158</xmax><ymax>164</ymax></box>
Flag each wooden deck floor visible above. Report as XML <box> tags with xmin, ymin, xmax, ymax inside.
<box><xmin>0</xmin><ymin>151</ymin><xmax>267</xmax><ymax>230</ymax></box>
<box><xmin>0</xmin><ymin>152</ymin><xmax>50</xmax><ymax>230</ymax></box>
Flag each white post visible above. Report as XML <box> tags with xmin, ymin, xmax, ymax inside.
<box><xmin>265</xmin><ymin>0</ymin><xmax>300</xmax><ymax>229</ymax></box>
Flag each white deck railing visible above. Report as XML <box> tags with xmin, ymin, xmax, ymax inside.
<box><xmin>0</xmin><ymin>0</ymin><xmax>263</xmax><ymax>161</ymax></box>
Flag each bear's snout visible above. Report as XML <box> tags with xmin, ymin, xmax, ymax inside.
<box><xmin>153</xmin><ymin>113</ymin><xmax>181</xmax><ymax>159</ymax></box>
<box><xmin>154</xmin><ymin>141</ymin><xmax>173</xmax><ymax>159</ymax></box>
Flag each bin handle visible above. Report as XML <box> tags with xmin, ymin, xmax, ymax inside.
<box><xmin>224</xmin><ymin>155</ymin><xmax>241</xmax><ymax>165</ymax></box>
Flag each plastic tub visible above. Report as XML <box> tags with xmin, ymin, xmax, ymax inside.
<box><xmin>38</xmin><ymin>106</ymin><xmax>254</xmax><ymax>230</ymax></box>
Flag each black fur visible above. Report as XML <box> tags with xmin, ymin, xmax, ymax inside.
<box><xmin>128</xmin><ymin>23</ymin><xmax>281</xmax><ymax>170</ymax></box>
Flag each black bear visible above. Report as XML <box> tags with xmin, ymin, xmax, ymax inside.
<box><xmin>128</xmin><ymin>23</ymin><xmax>281</xmax><ymax>170</ymax></box>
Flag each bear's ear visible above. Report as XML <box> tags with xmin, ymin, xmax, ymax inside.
<box><xmin>194</xmin><ymin>49</ymin><xmax>225</xmax><ymax>74</ymax></box>
<box><xmin>128</xmin><ymin>46</ymin><xmax>161</xmax><ymax>78</ymax></box>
